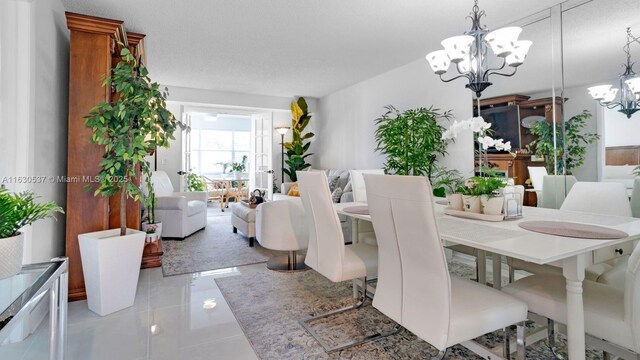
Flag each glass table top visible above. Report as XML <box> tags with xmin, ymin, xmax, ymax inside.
<box><xmin>0</xmin><ymin>262</ymin><xmax>62</xmax><ymax>331</ymax></box>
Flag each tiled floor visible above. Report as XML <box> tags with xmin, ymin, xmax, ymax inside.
<box><xmin>0</xmin><ymin>264</ymin><xmax>262</xmax><ymax>360</ymax></box>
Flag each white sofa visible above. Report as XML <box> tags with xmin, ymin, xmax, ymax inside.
<box><xmin>150</xmin><ymin>171</ymin><xmax>208</xmax><ymax>239</ymax></box>
<box><xmin>602</xmin><ymin>165</ymin><xmax>637</xmax><ymax>191</ymax></box>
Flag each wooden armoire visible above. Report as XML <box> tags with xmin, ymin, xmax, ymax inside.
<box><xmin>65</xmin><ymin>13</ymin><xmax>161</xmax><ymax>302</ymax></box>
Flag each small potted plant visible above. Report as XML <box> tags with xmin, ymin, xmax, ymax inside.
<box><xmin>0</xmin><ymin>189</ymin><xmax>64</xmax><ymax>279</ymax></box>
<box><xmin>186</xmin><ymin>171</ymin><xmax>205</xmax><ymax>191</ymax></box>
<box><xmin>228</xmin><ymin>155</ymin><xmax>248</xmax><ymax>179</ymax></box>
<box><xmin>141</xmin><ymin>189</ymin><xmax>162</xmax><ymax>242</ymax></box>
<box><xmin>433</xmin><ymin>168</ymin><xmax>466</xmax><ymax>211</ymax></box>
<box><xmin>460</xmin><ymin>176</ymin><xmax>508</xmax><ymax>214</ymax></box>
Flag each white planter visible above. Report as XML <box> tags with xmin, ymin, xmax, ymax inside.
<box><xmin>462</xmin><ymin>195</ymin><xmax>482</xmax><ymax>213</ymax></box>
<box><xmin>78</xmin><ymin>228</ymin><xmax>145</xmax><ymax>316</ymax></box>
<box><xmin>0</xmin><ymin>233</ymin><xmax>24</xmax><ymax>279</ymax></box>
<box><xmin>446</xmin><ymin>193</ymin><xmax>464</xmax><ymax>211</ymax></box>
<box><xmin>481</xmin><ymin>195</ymin><xmax>505</xmax><ymax>215</ymax></box>
<box><xmin>141</xmin><ymin>222</ymin><xmax>162</xmax><ymax>242</ymax></box>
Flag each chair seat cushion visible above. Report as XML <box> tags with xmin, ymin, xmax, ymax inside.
<box><xmin>447</xmin><ymin>277</ymin><xmax>528</xmax><ymax>347</ymax></box>
<box><xmin>503</xmin><ymin>273</ymin><xmax>633</xmax><ymax>351</ymax></box>
<box><xmin>596</xmin><ymin>256</ymin><xmax>629</xmax><ymax>291</ymax></box>
<box><xmin>230</xmin><ymin>202</ymin><xmax>256</xmax><ymax>222</ymax></box>
<box><xmin>187</xmin><ymin>200</ymin><xmax>207</xmax><ymax>216</ymax></box>
<box><xmin>342</xmin><ymin>243</ymin><xmax>378</xmax><ymax>280</ymax></box>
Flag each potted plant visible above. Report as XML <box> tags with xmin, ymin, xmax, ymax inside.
<box><xmin>0</xmin><ymin>189</ymin><xmax>64</xmax><ymax>279</ymax></box>
<box><xmin>375</xmin><ymin>105</ymin><xmax>452</xmax><ymax>179</ymax></box>
<box><xmin>186</xmin><ymin>171</ymin><xmax>205</xmax><ymax>191</ymax></box>
<box><xmin>433</xmin><ymin>168</ymin><xmax>466</xmax><ymax>210</ymax></box>
<box><xmin>460</xmin><ymin>177</ymin><xmax>508</xmax><ymax>214</ymax></box>
<box><xmin>82</xmin><ymin>45</ymin><xmax>177</xmax><ymax>316</ymax></box>
<box><xmin>228</xmin><ymin>155</ymin><xmax>248</xmax><ymax>179</ymax></box>
<box><xmin>141</xmin><ymin>189</ymin><xmax>161</xmax><ymax>243</ymax></box>
<box><xmin>283</xmin><ymin>97</ymin><xmax>314</xmax><ymax>182</ymax></box>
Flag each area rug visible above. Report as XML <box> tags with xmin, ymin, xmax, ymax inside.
<box><xmin>161</xmin><ymin>209</ymin><xmax>281</xmax><ymax>276</ymax></box>
<box><xmin>216</xmin><ymin>261</ymin><xmax>604</xmax><ymax>359</ymax></box>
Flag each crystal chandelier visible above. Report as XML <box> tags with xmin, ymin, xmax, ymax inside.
<box><xmin>425</xmin><ymin>0</ymin><xmax>532</xmax><ymax>98</ymax></box>
<box><xmin>588</xmin><ymin>28</ymin><xmax>640</xmax><ymax>119</ymax></box>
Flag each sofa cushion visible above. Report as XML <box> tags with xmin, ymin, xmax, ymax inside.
<box><xmin>187</xmin><ymin>200</ymin><xmax>207</xmax><ymax>216</ymax></box>
<box><xmin>328</xmin><ymin>176</ymin><xmax>340</xmax><ymax>192</ymax></box>
<box><xmin>331</xmin><ymin>187</ymin><xmax>343</xmax><ymax>203</ymax></box>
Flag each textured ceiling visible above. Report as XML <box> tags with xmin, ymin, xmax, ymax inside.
<box><xmin>61</xmin><ymin>0</ymin><xmax>565</xmax><ymax>98</ymax></box>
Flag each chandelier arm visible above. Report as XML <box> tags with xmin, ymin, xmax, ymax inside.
<box><xmin>601</xmin><ymin>101</ymin><xmax>624</xmax><ymax>109</ymax></box>
<box><xmin>482</xmin><ymin>59</ymin><xmax>507</xmax><ymax>81</ymax></box>
<box><xmin>438</xmin><ymin>73</ymin><xmax>473</xmax><ymax>83</ymax></box>
<box><xmin>486</xmin><ymin>66</ymin><xmax>517</xmax><ymax>79</ymax></box>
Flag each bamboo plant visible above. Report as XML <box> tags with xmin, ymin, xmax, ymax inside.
<box><xmin>85</xmin><ymin>46</ymin><xmax>177</xmax><ymax>236</ymax></box>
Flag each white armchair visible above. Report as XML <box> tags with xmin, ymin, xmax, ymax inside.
<box><xmin>150</xmin><ymin>171</ymin><xmax>208</xmax><ymax>239</ymax></box>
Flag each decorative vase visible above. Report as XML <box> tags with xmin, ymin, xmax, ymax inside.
<box><xmin>78</xmin><ymin>228</ymin><xmax>146</xmax><ymax>316</ymax></box>
<box><xmin>446</xmin><ymin>193</ymin><xmax>464</xmax><ymax>211</ymax></box>
<box><xmin>0</xmin><ymin>232</ymin><xmax>24</xmax><ymax>279</ymax></box>
<box><xmin>141</xmin><ymin>222</ymin><xmax>162</xmax><ymax>243</ymax></box>
<box><xmin>481</xmin><ymin>195</ymin><xmax>505</xmax><ymax>215</ymax></box>
<box><xmin>462</xmin><ymin>195</ymin><xmax>482</xmax><ymax>213</ymax></box>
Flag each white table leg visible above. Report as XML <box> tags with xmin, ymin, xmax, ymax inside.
<box><xmin>351</xmin><ymin>218</ymin><xmax>359</xmax><ymax>244</ymax></box>
<box><xmin>563</xmin><ymin>254</ymin><xmax>586</xmax><ymax>360</ymax></box>
<box><xmin>476</xmin><ymin>250</ymin><xmax>487</xmax><ymax>285</ymax></box>
<box><xmin>492</xmin><ymin>253</ymin><xmax>502</xmax><ymax>290</ymax></box>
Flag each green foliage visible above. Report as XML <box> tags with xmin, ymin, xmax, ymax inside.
<box><xmin>432</xmin><ymin>167</ymin><xmax>465</xmax><ymax>196</ymax></box>
<box><xmin>0</xmin><ymin>189</ymin><xmax>64</xmax><ymax>238</ymax></box>
<box><xmin>229</xmin><ymin>155</ymin><xmax>248</xmax><ymax>173</ymax></box>
<box><xmin>460</xmin><ymin>176</ymin><xmax>507</xmax><ymax>196</ymax></box>
<box><xmin>186</xmin><ymin>172</ymin><xmax>205</xmax><ymax>192</ymax></box>
<box><xmin>374</xmin><ymin>105</ymin><xmax>452</xmax><ymax>179</ymax></box>
<box><xmin>529</xmin><ymin>110</ymin><xmax>599</xmax><ymax>175</ymax></box>
<box><xmin>85</xmin><ymin>45</ymin><xmax>177</xmax><ymax>235</ymax></box>
<box><xmin>283</xmin><ymin>97</ymin><xmax>314</xmax><ymax>182</ymax></box>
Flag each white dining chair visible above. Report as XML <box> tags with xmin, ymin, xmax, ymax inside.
<box><xmin>631</xmin><ymin>177</ymin><xmax>640</xmax><ymax>218</ymax></box>
<box><xmin>364</xmin><ymin>174</ymin><xmax>528</xmax><ymax>359</ymax></box>
<box><xmin>539</xmin><ymin>175</ymin><xmax>577</xmax><ymax>209</ymax></box>
<box><xmin>527</xmin><ymin>166</ymin><xmax>547</xmax><ymax>192</ymax></box>
<box><xmin>348</xmin><ymin>169</ymin><xmax>384</xmax><ymax>245</ymax></box>
<box><xmin>503</xmin><ymin>242</ymin><xmax>640</xmax><ymax>359</ymax></box>
<box><xmin>296</xmin><ymin>171</ymin><xmax>397</xmax><ymax>353</ymax></box>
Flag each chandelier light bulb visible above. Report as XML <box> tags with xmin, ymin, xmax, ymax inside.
<box><xmin>441</xmin><ymin>35</ymin><xmax>474</xmax><ymax>63</ymax></box>
<box><xmin>626</xmin><ymin>76</ymin><xmax>640</xmax><ymax>94</ymax></box>
<box><xmin>506</xmin><ymin>40</ymin><xmax>533</xmax><ymax>67</ymax></box>
<box><xmin>426</xmin><ymin>50</ymin><xmax>451</xmax><ymax>75</ymax></box>
<box><xmin>485</xmin><ymin>27</ymin><xmax>522</xmax><ymax>57</ymax></box>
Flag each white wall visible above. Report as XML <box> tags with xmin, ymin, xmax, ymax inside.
<box><xmin>316</xmin><ymin>58</ymin><xmax>474</xmax><ymax>176</ymax></box>
<box><xmin>604</xmin><ymin>108</ymin><xmax>640</xmax><ymax>147</ymax></box>
<box><xmin>0</xmin><ymin>0</ymin><xmax>69</xmax><ymax>264</ymax></box>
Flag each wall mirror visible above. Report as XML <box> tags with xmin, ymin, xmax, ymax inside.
<box><xmin>470</xmin><ymin>7</ymin><xmax>563</xmax><ymax>207</ymax></box>
<box><xmin>561</xmin><ymin>0</ymin><xmax>640</xmax><ymax>200</ymax></box>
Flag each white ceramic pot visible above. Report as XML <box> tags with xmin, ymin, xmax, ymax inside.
<box><xmin>0</xmin><ymin>232</ymin><xmax>24</xmax><ymax>279</ymax></box>
<box><xmin>446</xmin><ymin>193</ymin><xmax>464</xmax><ymax>211</ymax></box>
<box><xmin>481</xmin><ymin>195</ymin><xmax>505</xmax><ymax>215</ymax></box>
<box><xmin>462</xmin><ymin>195</ymin><xmax>482</xmax><ymax>213</ymax></box>
<box><xmin>141</xmin><ymin>222</ymin><xmax>162</xmax><ymax>243</ymax></box>
<box><xmin>78</xmin><ymin>228</ymin><xmax>145</xmax><ymax>316</ymax></box>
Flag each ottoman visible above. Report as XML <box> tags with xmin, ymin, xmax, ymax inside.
<box><xmin>230</xmin><ymin>202</ymin><xmax>256</xmax><ymax>246</ymax></box>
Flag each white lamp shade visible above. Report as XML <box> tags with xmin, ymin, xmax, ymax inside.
<box><xmin>588</xmin><ymin>84</ymin><xmax>613</xmax><ymax>100</ymax></box>
<box><xmin>486</xmin><ymin>27</ymin><xmax>522</xmax><ymax>57</ymax></box>
<box><xmin>626</xmin><ymin>76</ymin><xmax>640</xmax><ymax>94</ymax></box>
<box><xmin>441</xmin><ymin>35</ymin><xmax>474</xmax><ymax>63</ymax></box>
<box><xmin>601</xmin><ymin>88</ymin><xmax>619</xmax><ymax>103</ymax></box>
<box><xmin>426</xmin><ymin>50</ymin><xmax>451</xmax><ymax>75</ymax></box>
<box><xmin>275</xmin><ymin>127</ymin><xmax>290</xmax><ymax>135</ymax></box>
<box><xmin>506</xmin><ymin>40</ymin><xmax>532</xmax><ymax>67</ymax></box>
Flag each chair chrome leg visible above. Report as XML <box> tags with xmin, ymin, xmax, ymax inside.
<box><xmin>431</xmin><ymin>349</ymin><xmax>447</xmax><ymax>360</ymax></box>
<box><xmin>547</xmin><ymin>319</ymin><xmax>565</xmax><ymax>359</ymax></box>
<box><xmin>503</xmin><ymin>326</ymin><xmax>512</xmax><ymax>359</ymax></box>
<box><xmin>266</xmin><ymin>251</ymin><xmax>309</xmax><ymax>272</ymax></box>
<box><xmin>508</xmin><ymin>264</ymin><xmax>515</xmax><ymax>283</ymax></box>
<box><xmin>516</xmin><ymin>321</ymin><xmax>526</xmax><ymax>360</ymax></box>
<box><xmin>299</xmin><ymin>277</ymin><xmax>400</xmax><ymax>353</ymax></box>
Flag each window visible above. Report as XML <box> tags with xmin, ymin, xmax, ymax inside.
<box><xmin>190</xmin><ymin>128</ymin><xmax>250</xmax><ymax>176</ymax></box>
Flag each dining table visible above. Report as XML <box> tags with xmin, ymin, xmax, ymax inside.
<box><xmin>335</xmin><ymin>201</ymin><xmax>640</xmax><ymax>360</ymax></box>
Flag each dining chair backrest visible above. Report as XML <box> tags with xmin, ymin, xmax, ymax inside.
<box><xmin>561</xmin><ymin>182</ymin><xmax>631</xmax><ymax>217</ymax></box>
<box><xmin>540</xmin><ymin>175</ymin><xmax>577</xmax><ymax>209</ymax></box>
<box><xmin>364</xmin><ymin>174</ymin><xmax>451</xmax><ymax>350</ymax></box>
<box><xmin>527</xmin><ymin>166</ymin><xmax>548</xmax><ymax>191</ymax></box>
<box><xmin>626</xmin><ymin>240</ymin><xmax>640</xmax><ymax>351</ymax></box>
<box><xmin>297</xmin><ymin>171</ymin><xmax>346</xmax><ymax>282</ymax></box>
<box><xmin>349</xmin><ymin>169</ymin><xmax>385</xmax><ymax>203</ymax></box>
<box><xmin>631</xmin><ymin>178</ymin><xmax>640</xmax><ymax>218</ymax></box>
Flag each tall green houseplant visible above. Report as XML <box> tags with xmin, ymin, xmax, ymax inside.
<box><xmin>374</xmin><ymin>105</ymin><xmax>452</xmax><ymax>179</ymax></box>
<box><xmin>85</xmin><ymin>46</ymin><xmax>177</xmax><ymax>236</ymax></box>
<box><xmin>283</xmin><ymin>97</ymin><xmax>314</xmax><ymax>182</ymax></box>
<box><xmin>529</xmin><ymin>110</ymin><xmax>599</xmax><ymax>174</ymax></box>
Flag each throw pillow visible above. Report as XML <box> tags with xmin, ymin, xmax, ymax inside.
<box><xmin>287</xmin><ymin>183</ymin><xmax>300</xmax><ymax>197</ymax></box>
<box><xmin>327</xmin><ymin>176</ymin><xmax>340</xmax><ymax>192</ymax></box>
<box><xmin>343</xmin><ymin>181</ymin><xmax>352</xmax><ymax>194</ymax></box>
<box><xmin>331</xmin><ymin>187</ymin><xmax>343</xmax><ymax>203</ymax></box>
